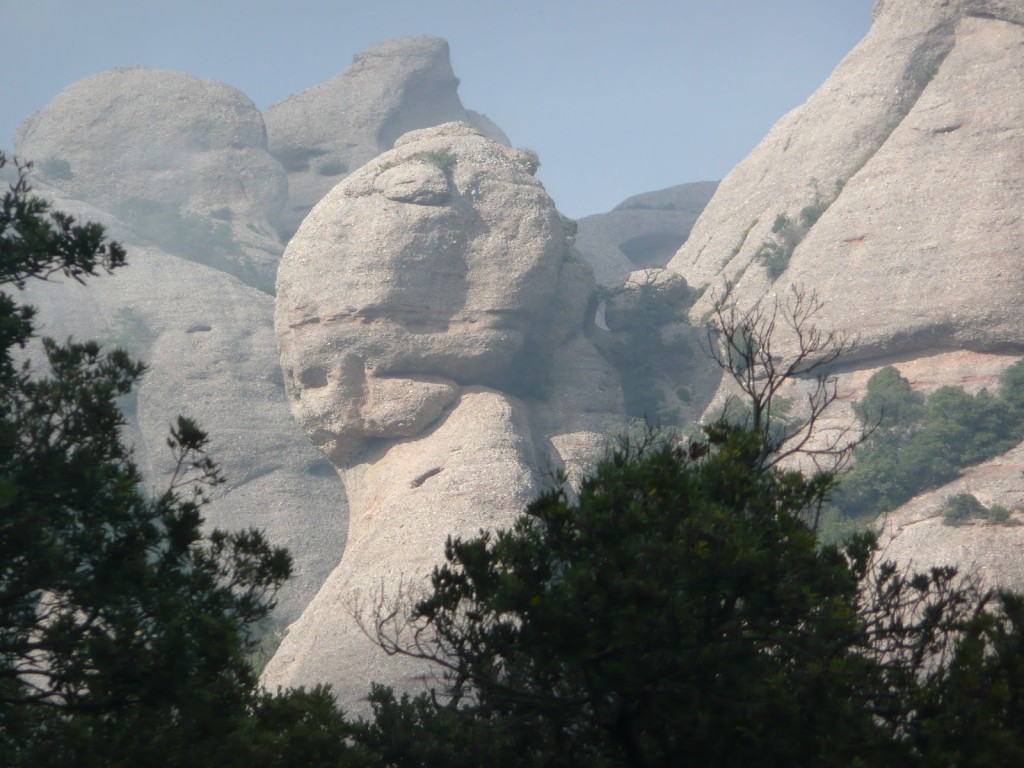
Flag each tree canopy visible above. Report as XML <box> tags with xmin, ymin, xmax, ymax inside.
<box><xmin>354</xmin><ymin>291</ymin><xmax>1024</xmax><ymax>767</ymax></box>
<box><xmin>0</xmin><ymin>154</ymin><xmax>355</xmax><ymax>766</ymax></box>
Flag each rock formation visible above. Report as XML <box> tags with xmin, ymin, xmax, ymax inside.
<box><xmin>11</xmin><ymin>67</ymin><xmax>353</xmax><ymax>625</ymax></box>
<box><xmin>18</xmin><ymin>193</ymin><xmax>347</xmax><ymax>625</ymax></box>
<box><xmin>266</xmin><ymin>123</ymin><xmax>624</xmax><ymax>708</ymax></box>
<box><xmin>9</xmin><ymin>38</ymin><xmax>521</xmax><ymax>631</ymax></box>
<box><xmin>666</xmin><ymin>0</ymin><xmax>1024</xmax><ymax>585</ymax></box>
<box><xmin>668</xmin><ymin>1</ymin><xmax>1024</xmax><ymax>361</ymax></box>
<box><xmin>264</xmin><ymin>36</ymin><xmax>509</xmax><ymax>239</ymax></box>
<box><xmin>15</xmin><ymin>68</ymin><xmax>287</xmax><ymax>292</ymax></box>
<box><xmin>576</xmin><ymin>182</ymin><xmax>718</xmax><ymax>286</ymax></box>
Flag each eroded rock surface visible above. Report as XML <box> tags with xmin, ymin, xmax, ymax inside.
<box><xmin>277</xmin><ymin>122</ymin><xmax>571</xmax><ymax>465</ymax></box>
<box><xmin>669</xmin><ymin>1</ymin><xmax>1024</xmax><ymax>366</ymax></box>
<box><xmin>265</xmin><ymin>36</ymin><xmax>509</xmax><ymax>239</ymax></box>
<box><xmin>665</xmin><ymin>0</ymin><xmax>1024</xmax><ymax>591</ymax></box>
<box><xmin>576</xmin><ymin>182</ymin><xmax>718</xmax><ymax>286</ymax></box>
<box><xmin>20</xmin><ymin>193</ymin><xmax>346</xmax><ymax>625</ymax></box>
<box><xmin>268</xmin><ymin>123</ymin><xmax>624</xmax><ymax>707</ymax></box>
<box><xmin>15</xmin><ymin>68</ymin><xmax>287</xmax><ymax>291</ymax></box>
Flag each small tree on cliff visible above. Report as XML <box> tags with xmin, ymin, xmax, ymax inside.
<box><xmin>0</xmin><ymin>155</ymin><xmax>358</xmax><ymax>767</ymax></box>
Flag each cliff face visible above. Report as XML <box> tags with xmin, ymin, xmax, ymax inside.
<box><xmin>10</xmin><ymin>37</ymin><xmax>514</xmax><ymax>628</ymax></box>
<box><xmin>666</xmin><ymin>0</ymin><xmax>1024</xmax><ymax>581</ymax></box>
<box><xmin>264</xmin><ymin>36</ymin><xmax>509</xmax><ymax>239</ymax></box>
<box><xmin>575</xmin><ymin>182</ymin><xmax>718</xmax><ymax>286</ymax></box>
<box><xmin>15</xmin><ymin>67</ymin><xmax>288</xmax><ymax>292</ymax></box>
<box><xmin>18</xmin><ymin>196</ymin><xmax>347</xmax><ymax>626</ymax></box>
<box><xmin>668</xmin><ymin>1</ymin><xmax>1024</xmax><ymax>363</ymax></box>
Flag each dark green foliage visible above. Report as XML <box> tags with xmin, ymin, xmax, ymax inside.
<box><xmin>836</xmin><ymin>365</ymin><xmax>1024</xmax><ymax>520</ymax></box>
<box><xmin>516</xmin><ymin>148</ymin><xmax>540</xmax><ymax>175</ymax></box>
<box><xmin>0</xmin><ymin>154</ymin><xmax>356</xmax><ymax>766</ymax></box>
<box><xmin>420</xmin><ymin>149</ymin><xmax>457</xmax><ymax>175</ymax></box>
<box><xmin>754</xmin><ymin>213</ymin><xmax>800</xmax><ymax>280</ymax></box>
<box><xmin>596</xmin><ymin>275</ymin><xmax>694</xmax><ymax>425</ymax></box>
<box><xmin>359</xmin><ymin>422</ymin><xmax>1024</xmax><ymax>765</ymax></box>
<box><xmin>942</xmin><ymin>493</ymin><xmax>1016</xmax><ymax>527</ymax></box>
<box><xmin>754</xmin><ymin>185</ymin><xmax>834</xmax><ymax>281</ymax></box>
<box><xmin>351</xmin><ymin>288</ymin><xmax>1024</xmax><ymax>765</ymax></box>
<box><xmin>942</xmin><ymin>492</ymin><xmax>988</xmax><ymax>526</ymax></box>
<box><xmin>854</xmin><ymin>364</ymin><xmax>924</xmax><ymax>428</ymax></box>
<box><xmin>998</xmin><ymin>359</ymin><xmax>1024</xmax><ymax>421</ymax></box>
<box><xmin>559</xmin><ymin>212</ymin><xmax>578</xmax><ymax>241</ymax></box>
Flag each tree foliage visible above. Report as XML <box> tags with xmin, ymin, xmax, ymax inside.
<box><xmin>837</xmin><ymin>363</ymin><xmax>1024</xmax><ymax>520</ymax></box>
<box><xmin>0</xmin><ymin>155</ymin><xmax>355</xmax><ymax>766</ymax></box>
<box><xmin>353</xmin><ymin>288</ymin><xmax>1024</xmax><ymax>767</ymax></box>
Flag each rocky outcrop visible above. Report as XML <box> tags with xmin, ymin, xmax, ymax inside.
<box><xmin>267</xmin><ymin>123</ymin><xmax>624</xmax><ymax>707</ymax></box>
<box><xmin>664</xmin><ymin>0</ymin><xmax>1024</xmax><ymax>590</ymax></box>
<box><xmin>262</xmin><ymin>389</ymin><xmax>541</xmax><ymax>708</ymax></box>
<box><xmin>669</xmin><ymin>1</ymin><xmax>1024</xmax><ymax>363</ymax></box>
<box><xmin>15</xmin><ymin>68</ymin><xmax>287</xmax><ymax>292</ymax></box>
<box><xmin>277</xmin><ymin>122</ymin><xmax>572</xmax><ymax>465</ymax></box>
<box><xmin>264</xmin><ymin>36</ymin><xmax>509</xmax><ymax>239</ymax></box>
<box><xmin>20</xmin><ymin>193</ymin><xmax>347</xmax><ymax>625</ymax></box>
<box><xmin>576</xmin><ymin>182</ymin><xmax>718</xmax><ymax>286</ymax></box>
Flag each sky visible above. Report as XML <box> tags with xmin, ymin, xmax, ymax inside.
<box><xmin>1</xmin><ymin>1</ymin><xmax>874</xmax><ymax>219</ymax></box>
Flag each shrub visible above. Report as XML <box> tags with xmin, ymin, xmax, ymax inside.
<box><xmin>942</xmin><ymin>492</ymin><xmax>987</xmax><ymax>526</ymax></box>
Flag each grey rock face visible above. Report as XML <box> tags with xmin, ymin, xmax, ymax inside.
<box><xmin>262</xmin><ymin>389</ymin><xmax>541</xmax><ymax>709</ymax></box>
<box><xmin>576</xmin><ymin>182</ymin><xmax>718</xmax><ymax>286</ymax></box>
<box><xmin>265</xmin><ymin>36</ymin><xmax>509</xmax><ymax>239</ymax></box>
<box><xmin>276</xmin><ymin>122</ymin><xmax>569</xmax><ymax>466</ymax></box>
<box><xmin>666</xmin><ymin>0</ymin><xmax>1024</xmax><ymax>592</ymax></box>
<box><xmin>668</xmin><ymin>2</ymin><xmax>1024</xmax><ymax>365</ymax></box>
<box><xmin>20</xmin><ymin>194</ymin><xmax>347</xmax><ymax>625</ymax></box>
<box><xmin>15</xmin><ymin>68</ymin><xmax>287</xmax><ymax>292</ymax></box>
<box><xmin>269</xmin><ymin>123</ymin><xmax>624</xmax><ymax>708</ymax></box>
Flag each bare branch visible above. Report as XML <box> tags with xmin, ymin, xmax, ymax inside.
<box><xmin>705</xmin><ymin>283</ymin><xmax>865</xmax><ymax>484</ymax></box>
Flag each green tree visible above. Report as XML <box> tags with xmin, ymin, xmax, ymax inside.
<box><xmin>0</xmin><ymin>155</ymin><xmax>356</xmax><ymax>766</ymax></box>
<box><xmin>853</xmin><ymin>364</ymin><xmax>923</xmax><ymax>428</ymax></box>
<box><xmin>360</xmin><ymin>423</ymin><xmax>1024</xmax><ymax>766</ymax></box>
<box><xmin>352</xmin><ymin>289</ymin><xmax>1024</xmax><ymax>766</ymax></box>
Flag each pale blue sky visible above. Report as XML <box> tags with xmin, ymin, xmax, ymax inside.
<box><xmin>2</xmin><ymin>1</ymin><xmax>873</xmax><ymax>217</ymax></box>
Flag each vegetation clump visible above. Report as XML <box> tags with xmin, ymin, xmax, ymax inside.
<box><xmin>355</xmin><ymin>289</ymin><xmax>1024</xmax><ymax>765</ymax></box>
<box><xmin>835</xmin><ymin>362</ymin><xmax>1024</xmax><ymax>521</ymax></box>
<box><xmin>595</xmin><ymin>270</ymin><xmax>695</xmax><ymax>426</ymax></box>
<box><xmin>0</xmin><ymin>154</ymin><xmax>354</xmax><ymax>766</ymax></box>
<box><xmin>942</xmin><ymin>492</ymin><xmax>1017</xmax><ymax>527</ymax></box>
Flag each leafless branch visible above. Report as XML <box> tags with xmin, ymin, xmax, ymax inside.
<box><xmin>705</xmin><ymin>283</ymin><xmax>866</xmax><ymax>481</ymax></box>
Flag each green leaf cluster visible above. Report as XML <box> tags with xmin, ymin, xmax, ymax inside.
<box><xmin>0</xmin><ymin>154</ymin><xmax>356</xmax><ymax>766</ymax></box>
<box><xmin>356</xmin><ymin>423</ymin><xmax>1024</xmax><ymax>766</ymax></box>
<box><xmin>836</xmin><ymin>364</ymin><xmax>1024</xmax><ymax>520</ymax></box>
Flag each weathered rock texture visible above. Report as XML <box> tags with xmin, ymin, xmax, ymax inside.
<box><xmin>666</xmin><ymin>0</ymin><xmax>1024</xmax><ymax>588</ymax></box>
<box><xmin>15</xmin><ymin>68</ymin><xmax>287</xmax><ymax>291</ymax></box>
<box><xmin>9</xmin><ymin>39</ymin><xmax>520</xmax><ymax>658</ymax></box>
<box><xmin>576</xmin><ymin>182</ymin><xmax>718</xmax><ymax>286</ymax></box>
<box><xmin>265</xmin><ymin>36</ymin><xmax>509</xmax><ymax>239</ymax></box>
<box><xmin>20</xmin><ymin>192</ymin><xmax>346</xmax><ymax>625</ymax></box>
<box><xmin>670</xmin><ymin>0</ymin><xmax>1024</xmax><ymax>365</ymax></box>
<box><xmin>267</xmin><ymin>123</ymin><xmax>624</xmax><ymax>707</ymax></box>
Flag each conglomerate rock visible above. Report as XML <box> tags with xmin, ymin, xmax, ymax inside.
<box><xmin>668</xmin><ymin>1</ymin><xmax>1024</xmax><ymax>365</ymax></box>
<box><xmin>575</xmin><ymin>182</ymin><xmax>718</xmax><ymax>286</ymax></box>
<box><xmin>665</xmin><ymin>0</ymin><xmax>1024</xmax><ymax>592</ymax></box>
<box><xmin>19</xmin><ymin>193</ymin><xmax>346</xmax><ymax>626</ymax></box>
